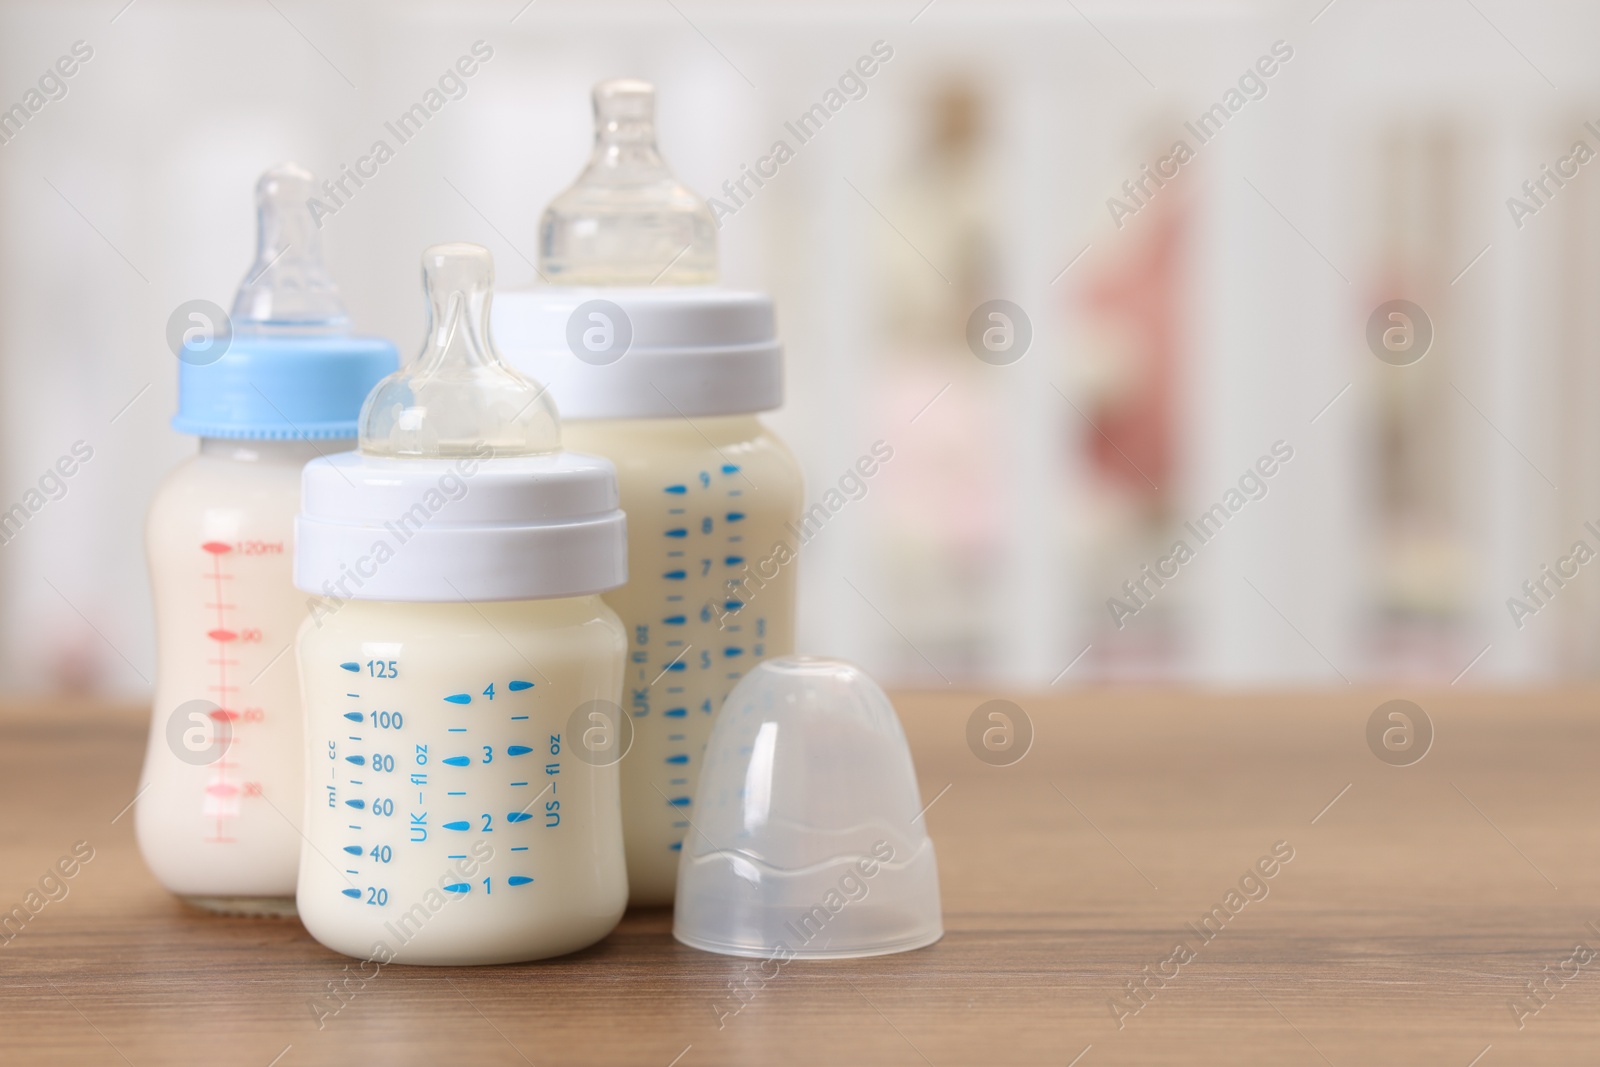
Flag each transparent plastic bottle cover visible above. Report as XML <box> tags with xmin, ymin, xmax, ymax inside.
<box><xmin>539</xmin><ymin>79</ymin><xmax>717</xmax><ymax>285</ymax></box>
<box><xmin>361</xmin><ymin>243</ymin><xmax>559</xmax><ymax>458</ymax></box>
<box><xmin>674</xmin><ymin>657</ymin><xmax>943</xmax><ymax>959</ymax></box>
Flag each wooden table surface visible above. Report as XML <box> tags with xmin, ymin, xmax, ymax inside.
<box><xmin>4</xmin><ymin>689</ymin><xmax>1598</xmax><ymax>1066</ymax></box>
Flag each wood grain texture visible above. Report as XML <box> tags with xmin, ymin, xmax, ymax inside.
<box><xmin>2</xmin><ymin>690</ymin><xmax>1598</xmax><ymax>1066</ymax></box>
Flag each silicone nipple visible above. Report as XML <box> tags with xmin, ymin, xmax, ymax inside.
<box><xmin>231</xmin><ymin>163</ymin><xmax>350</xmax><ymax>329</ymax></box>
<box><xmin>539</xmin><ymin>79</ymin><xmax>717</xmax><ymax>285</ymax></box>
<box><xmin>359</xmin><ymin>243</ymin><xmax>560</xmax><ymax>458</ymax></box>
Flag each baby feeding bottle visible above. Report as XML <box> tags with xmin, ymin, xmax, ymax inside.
<box><xmin>137</xmin><ymin>163</ymin><xmax>397</xmax><ymax>915</ymax></box>
<box><xmin>293</xmin><ymin>242</ymin><xmax>630</xmax><ymax>965</ymax></box>
<box><xmin>495</xmin><ymin>79</ymin><xmax>804</xmax><ymax>906</ymax></box>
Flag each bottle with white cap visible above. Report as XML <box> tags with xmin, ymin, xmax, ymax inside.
<box><xmin>293</xmin><ymin>242</ymin><xmax>630</xmax><ymax>965</ymax></box>
<box><xmin>137</xmin><ymin>163</ymin><xmax>398</xmax><ymax>915</ymax></box>
<box><xmin>496</xmin><ymin>79</ymin><xmax>805</xmax><ymax>906</ymax></box>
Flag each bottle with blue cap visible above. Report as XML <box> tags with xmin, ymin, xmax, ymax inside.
<box><xmin>496</xmin><ymin>79</ymin><xmax>806</xmax><ymax>906</ymax></box>
<box><xmin>293</xmin><ymin>242</ymin><xmax>630</xmax><ymax>965</ymax></box>
<box><xmin>136</xmin><ymin>164</ymin><xmax>397</xmax><ymax>915</ymax></box>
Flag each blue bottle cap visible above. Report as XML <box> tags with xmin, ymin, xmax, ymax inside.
<box><xmin>172</xmin><ymin>163</ymin><xmax>397</xmax><ymax>440</ymax></box>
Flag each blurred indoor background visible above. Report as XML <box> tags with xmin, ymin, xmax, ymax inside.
<box><xmin>0</xmin><ymin>0</ymin><xmax>1594</xmax><ymax>697</ymax></box>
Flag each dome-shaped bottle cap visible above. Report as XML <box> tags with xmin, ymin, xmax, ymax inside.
<box><xmin>360</xmin><ymin>243</ymin><xmax>560</xmax><ymax>458</ymax></box>
<box><xmin>673</xmin><ymin>657</ymin><xmax>944</xmax><ymax>959</ymax></box>
<box><xmin>538</xmin><ymin>79</ymin><xmax>717</xmax><ymax>286</ymax></box>
<box><xmin>173</xmin><ymin>163</ymin><xmax>396</xmax><ymax>439</ymax></box>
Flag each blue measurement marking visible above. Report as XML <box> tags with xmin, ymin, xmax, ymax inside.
<box><xmin>448</xmin><ymin>727</ymin><xmax>466</xmax><ymax>732</ymax></box>
<box><xmin>507</xmin><ymin>745</ymin><xmax>532</xmax><ymax>756</ymax></box>
<box><xmin>722</xmin><ymin>464</ymin><xmax>740</xmax><ymax>474</ymax></box>
<box><xmin>348</xmin><ymin>736</ymin><xmax>361</xmax><ymax>741</ymax></box>
<box><xmin>510</xmin><ymin>781</ymin><xmax>528</xmax><ymax>786</ymax></box>
<box><xmin>725</xmin><ymin>556</ymin><xmax>745</xmax><ymax>566</ymax></box>
<box><xmin>345</xmin><ymin>868</ymin><xmax>359</xmax><ymax>874</ymax></box>
<box><xmin>506</xmin><ymin>812</ymin><xmax>532</xmax><ymax>823</ymax></box>
<box><xmin>447</xmin><ymin>791</ymin><xmax>466</xmax><ymax>796</ymax></box>
<box><xmin>665</xmin><ymin>528</ymin><xmax>687</xmax><ymax>538</ymax></box>
<box><xmin>510</xmin><ymin>715</ymin><xmax>528</xmax><ymax>721</ymax></box>
<box><xmin>345</xmin><ymin>755</ymin><xmax>365</xmax><ymax>766</ymax></box>
<box><xmin>345</xmin><ymin>799</ymin><xmax>364</xmax><ymax>809</ymax></box>
<box><xmin>664</xmin><ymin>708</ymin><xmax>687</xmax><ymax>718</ymax></box>
<box><xmin>667</xmin><ymin>686</ymin><xmax>684</xmax><ymax>694</ymax></box>
<box><xmin>666</xmin><ymin>639</ymin><xmax>684</xmax><ymax>648</ymax></box>
<box><xmin>725</xmin><ymin>647</ymin><xmax>745</xmax><ymax>657</ymax></box>
<box><xmin>344</xmin><ymin>712</ymin><xmax>363</xmax><ymax>722</ymax></box>
<box><xmin>670</xmin><ymin>841</ymin><xmax>682</xmax><ymax>851</ymax></box>
<box><xmin>342</xmin><ymin>846</ymin><xmax>362</xmax><ymax>855</ymax></box>
<box><xmin>664</xmin><ymin>570</ymin><xmax>686</xmax><ymax>580</ymax></box>
<box><xmin>443</xmin><ymin>883</ymin><xmax>470</xmax><ymax>894</ymax></box>
<box><xmin>342</xmin><ymin>888</ymin><xmax>361</xmax><ymax>898</ymax></box>
<box><xmin>349</xmin><ymin>779</ymin><xmax>364</xmax><ymax>786</ymax></box>
<box><xmin>509</xmin><ymin>680</ymin><xmax>533</xmax><ymax>691</ymax></box>
<box><xmin>672</xmin><ymin>778</ymin><xmax>687</xmax><ymax>786</ymax></box>
<box><xmin>724</xmin><ymin>600</ymin><xmax>744</xmax><ymax>611</ymax></box>
<box><xmin>340</xmin><ymin>662</ymin><xmax>360</xmax><ymax>673</ymax></box>
<box><xmin>508</xmin><ymin>876</ymin><xmax>534</xmax><ymax>887</ymax></box>
<box><xmin>668</xmin><ymin>733</ymin><xmax>686</xmax><ymax>742</ymax></box>
<box><xmin>443</xmin><ymin>756</ymin><xmax>470</xmax><ymax>767</ymax></box>
<box><xmin>444</xmin><ymin>693</ymin><xmax>471</xmax><ymax>704</ymax></box>
<box><xmin>665</xmin><ymin>662</ymin><xmax>686</xmax><ymax>673</ymax></box>
<box><xmin>665</xmin><ymin>485</ymin><xmax>687</xmax><ymax>494</ymax></box>
<box><xmin>727</xmin><ymin>512</ymin><xmax>745</xmax><ymax>522</ymax></box>
<box><xmin>666</xmin><ymin>754</ymin><xmax>688</xmax><ymax>764</ymax></box>
<box><xmin>669</xmin><ymin>796</ymin><xmax>691</xmax><ymax>807</ymax></box>
<box><xmin>447</xmin><ymin>854</ymin><xmax>466</xmax><ymax>860</ymax></box>
<box><xmin>443</xmin><ymin>820</ymin><xmax>470</xmax><ymax>831</ymax></box>
<box><xmin>348</xmin><ymin>825</ymin><xmax>361</xmax><ymax>830</ymax></box>
<box><xmin>663</xmin><ymin>615</ymin><xmax>686</xmax><ymax>625</ymax></box>
<box><xmin>511</xmin><ymin>846</ymin><xmax>528</xmax><ymax>852</ymax></box>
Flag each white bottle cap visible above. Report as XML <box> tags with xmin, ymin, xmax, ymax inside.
<box><xmin>294</xmin><ymin>450</ymin><xmax>627</xmax><ymax>603</ymax></box>
<box><xmin>295</xmin><ymin>243</ymin><xmax>626</xmax><ymax>604</ymax></box>
<box><xmin>492</xmin><ymin>286</ymin><xmax>783</xmax><ymax>419</ymax></box>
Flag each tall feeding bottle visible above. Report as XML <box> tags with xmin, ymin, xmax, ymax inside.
<box><xmin>497</xmin><ymin>80</ymin><xmax>805</xmax><ymax>906</ymax></box>
<box><xmin>294</xmin><ymin>243</ymin><xmax>630</xmax><ymax>964</ymax></box>
<box><xmin>137</xmin><ymin>164</ymin><xmax>398</xmax><ymax>915</ymax></box>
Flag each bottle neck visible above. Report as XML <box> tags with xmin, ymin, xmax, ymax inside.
<box><xmin>199</xmin><ymin>437</ymin><xmax>347</xmax><ymax>464</ymax></box>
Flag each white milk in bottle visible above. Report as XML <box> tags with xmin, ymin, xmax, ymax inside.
<box><xmin>495</xmin><ymin>79</ymin><xmax>804</xmax><ymax>905</ymax></box>
<box><xmin>137</xmin><ymin>164</ymin><xmax>397</xmax><ymax>914</ymax></box>
<box><xmin>294</xmin><ymin>243</ymin><xmax>630</xmax><ymax>965</ymax></box>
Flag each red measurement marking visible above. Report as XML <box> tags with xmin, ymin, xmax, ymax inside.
<box><xmin>207</xmin><ymin>541</ymin><xmax>234</xmax><ymax>844</ymax></box>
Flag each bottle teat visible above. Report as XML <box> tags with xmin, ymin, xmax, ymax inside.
<box><xmin>231</xmin><ymin>163</ymin><xmax>350</xmax><ymax>329</ymax></box>
<box><xmin>360</xmin><ymin>243</ymin><xmax>560</xmax><ymax>458</ymax></box>
<box><xmin>539</xmin><ymin>79</ymin><xmax>717</xmax><ymax>286</ymax></box>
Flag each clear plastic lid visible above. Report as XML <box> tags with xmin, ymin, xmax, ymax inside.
<box><xmin>231</xmin><ymin>163</ymin><xmax>350</xmax><ymax>330</ymax></box>
<box><xmin>359</xmin><ymin>243</ymin><xmax>560</xmax><ymax>458</ymax></box>
<box><xmin>539</xmin><ymin>79</ymin><xmax>717</xmax><ymax>286</ymax></box>
<box><xmin>673</xmin><ymin>657</ymin><xmax>943</xmax><ymax>959</ymax></box>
